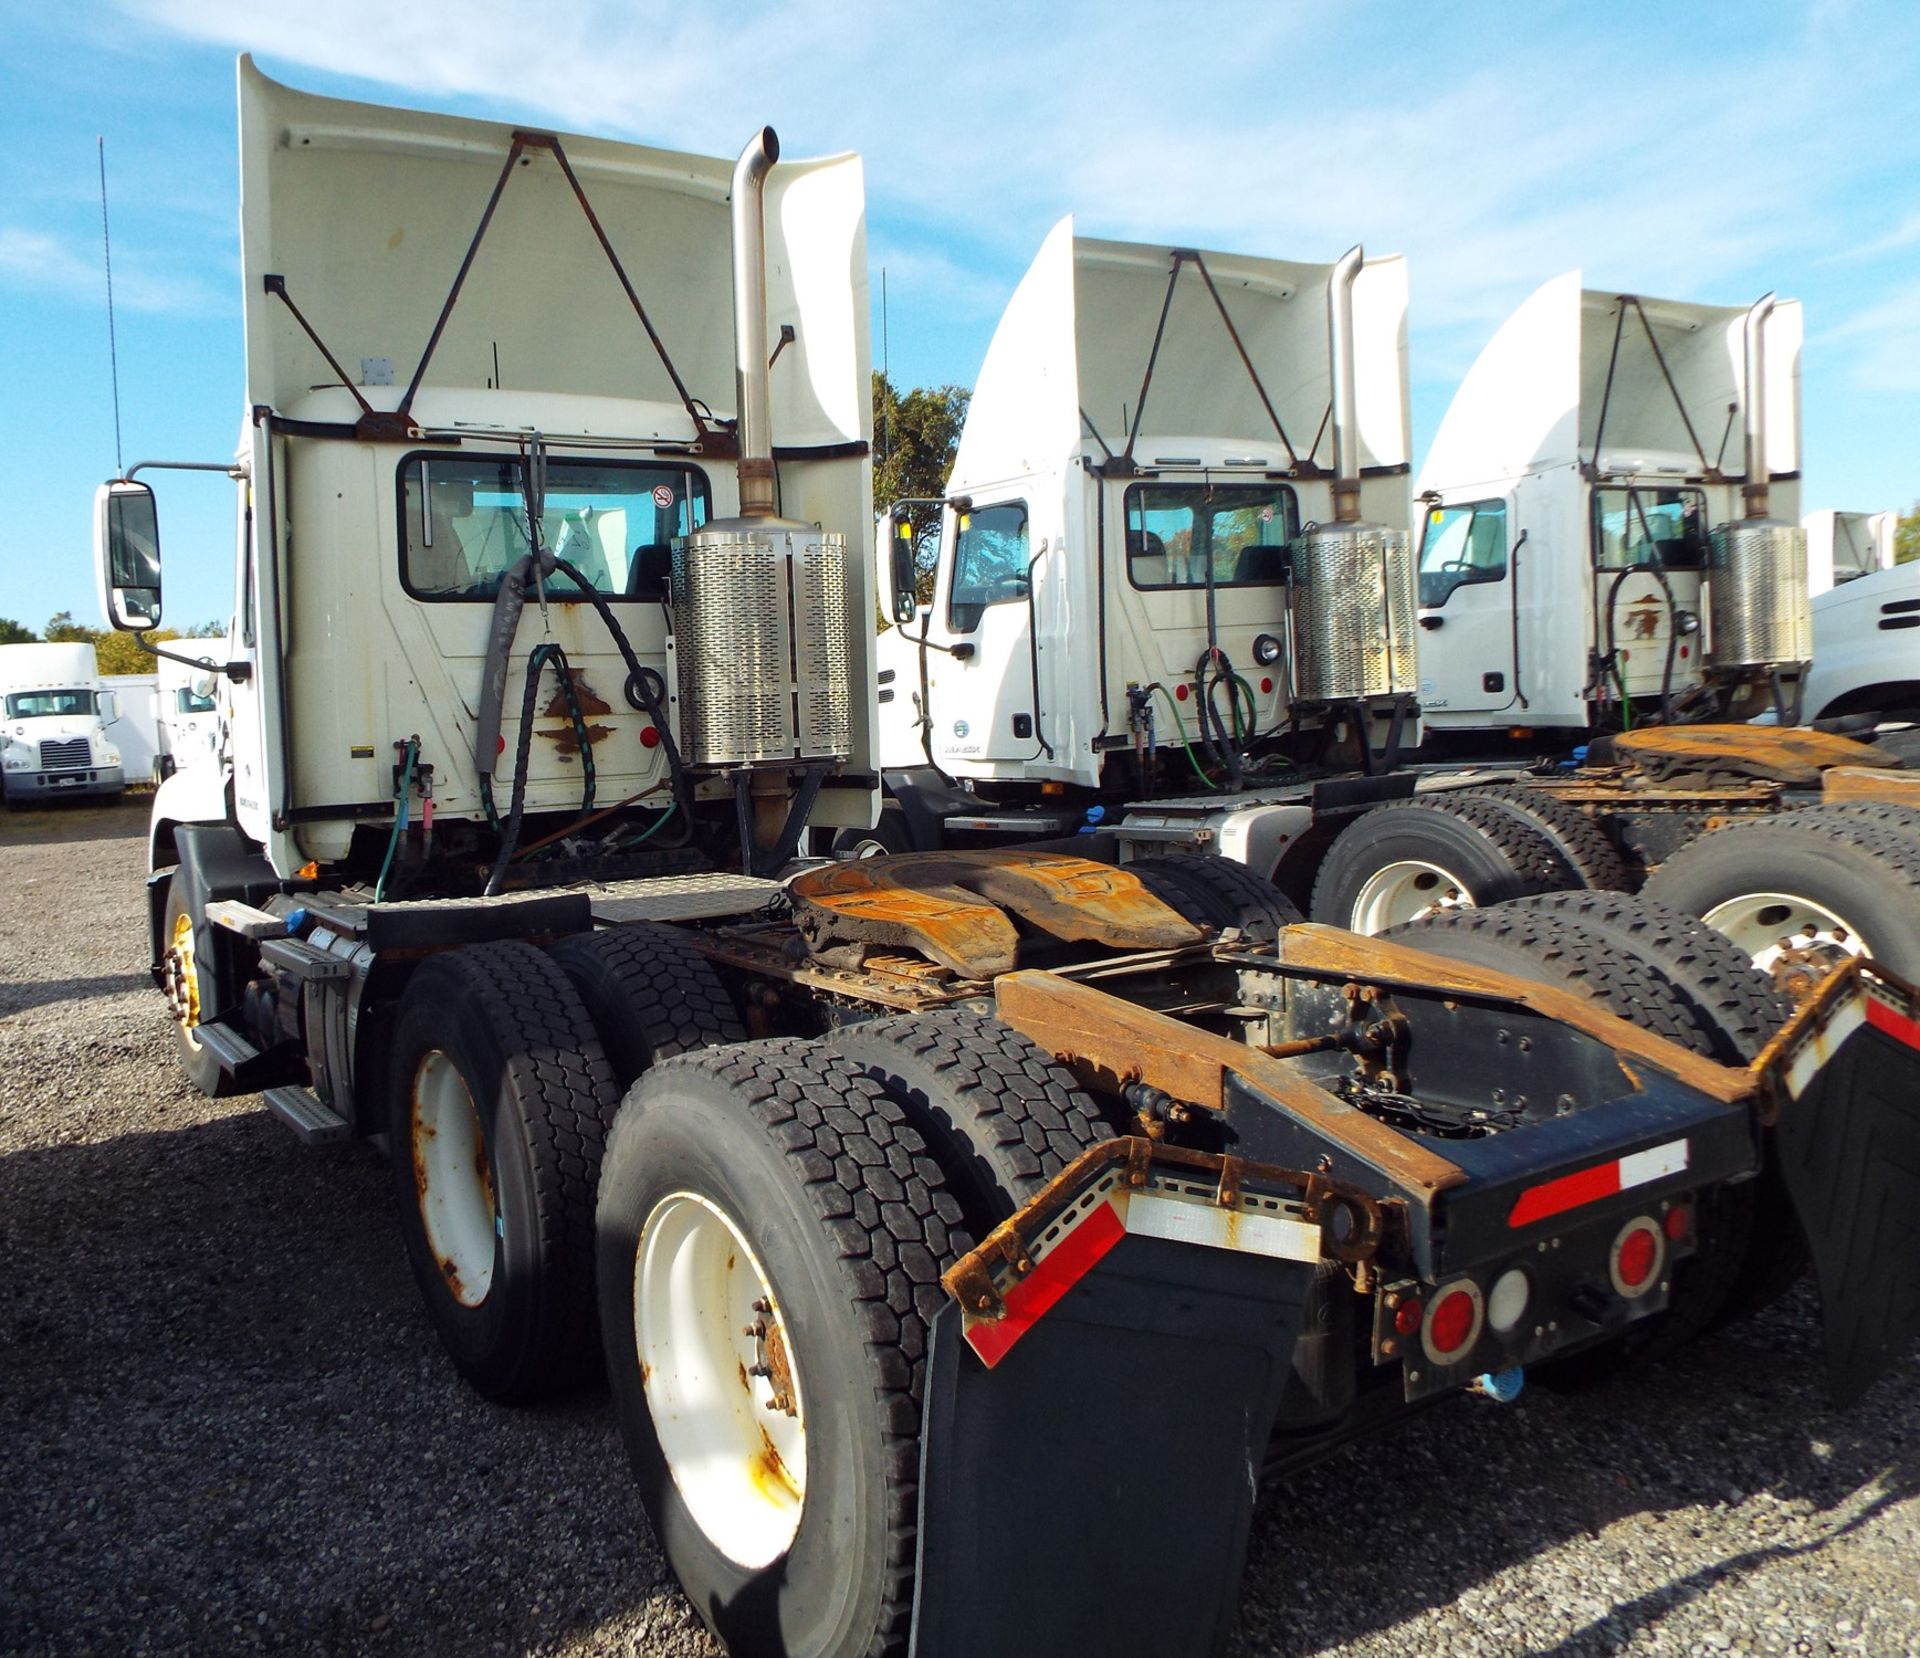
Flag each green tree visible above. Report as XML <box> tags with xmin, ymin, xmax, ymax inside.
<box><xmin>43</xmin><ymin>610</ymin><xmax>97</xmax><ymax>643</ymax></box>
<box><xmin>1897</xmin><ymin>502</ymin><xmax>1920</xmax><ymax>565</ymax></box>
<box><xmin>96</xmin><ymin>630</ymin><xmax>182</xmax><ymax>675</ymax></box>
<box><xmin>873</xmin><ymin>372</ymin><xmax>970</xmax><ymax>604</ymax></box>
<box><xmin>0</xmin><ymin>618</ymin><xmax>35</xmax><ymax>645</ymax></box>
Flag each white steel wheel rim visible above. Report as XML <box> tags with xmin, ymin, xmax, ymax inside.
<box><xmin>847</xmin><ymin>835</ymin><xmax>892</xmax><ymax>858</ymax></box>
<box><xmin>635</xmin><ymin>1192</ymin><xmax>807</xmax><ymax>1568</ymax></box>
<box><xmin>411</xmin><ymin>1050</ymin><xmax>497</xmax><ymax>1308</ymax></box>
<box><xmin>1703</xmin><ymin>891</ymin><xmax>1867</xmax><ymax>980</ymax></box>
<box><xmin>1350</xmin><ymin>859</ymin><xmax>1473</xmax><ymax>934</ymax></box>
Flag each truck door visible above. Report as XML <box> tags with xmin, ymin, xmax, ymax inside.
<box><xmin>917</xmin><ymin>498</ymin><xmax>1047</xmax><ymax>769</ymax></box>
<box><xmin>1589</xmin><ymin>484</ymin><xmax>1708</xmax><ymax>705</ymax></box>
<box><xmin>1414</xmin><ymin>496</ymin><xmax>1516</xmax><ymax>717</ymax></box>
<box><xmin>1111</xmin><ymin>478</ymin><xmax>1299</xmax><ymax>748</ymax></box>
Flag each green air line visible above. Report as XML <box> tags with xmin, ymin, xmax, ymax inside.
<box><xmin>374</xmin><ymin>736</ymin><xmax>418</xmax><ymax>903</ymax></box>
<box><xmin>1152</xmin><ymin>682</ymin><xmax>1217</xmax><ymax>789</ymax></box>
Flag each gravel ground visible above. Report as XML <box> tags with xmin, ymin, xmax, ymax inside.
<box><xmin>2</xmin><ymin>803</ymin><xmax>1916</xmax><ymax>1658</ymax></box>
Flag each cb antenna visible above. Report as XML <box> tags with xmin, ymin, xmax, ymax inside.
<box><xmin>98</xmin><ymin>135</ymin><xmax>124</xmax><ymax>477</ymax></box>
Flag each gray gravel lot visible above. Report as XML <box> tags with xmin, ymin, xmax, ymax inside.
<box><xmin>2</xmin><ymin>803</ymin><xmax>1916</xmax><ymax>1657</ymax></box>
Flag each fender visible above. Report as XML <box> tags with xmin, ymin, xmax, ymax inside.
<box><xmin>148</xmin><ymin>762</ymin><xmax>234</xmax><ymax>872</ymax></box>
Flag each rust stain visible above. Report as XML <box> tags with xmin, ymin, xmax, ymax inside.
<box><xmin>1822</xmin><ymin>766</ymin><xmax>1920</xmax><ymax>806</ymax></box>
<box><xmin>788</xmin><ymin>849</ymin><xmax>1203</xmax><ymax>979</ymax></box>
<box><xmin>1611</xmin><ymin>724</ymin><xmax>1901</xmax><ymax>786</ymax></box>
<box><xmin>750</xmin><ymin>1429</ymin><xmax>801</xmax><ymax>1504</ymax></box>
<box><xmin>534</xmin><ymin>721</ymin><xmax>613</xmax><ymax>755</ymax></box>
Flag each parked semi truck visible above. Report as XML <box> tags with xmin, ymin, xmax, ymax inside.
<box><xmin>151</xmin><ymin>655</ymin><xmax>221</xmax><ymax>781</ymax></box>
<box><xmin>98</xmin><ymin>63</ymin><xmax>1920</xmax><ymax>1658</ymax></box>
<box><xmin>1804</xmin><ymin>508</ymin><xmax>1896</xmax><ymax>595</ymax></box>
<box><xmin>1797</xmin><ymin>557</ymin><xmax>1920</xmax><ymax>726</ymax></box>
<box><xmin>855</xmin><ymin>239</ymin><xmax>1920</xmax><ymax>992</ymax></box>
<box><xmin>0</xmin><ymin>640</ymin><xmax>126</xmax><ymax>805</ymax></box>
<box><xmin>1413</xmin><ymin>272</ymin><xmax>1811</xmax><ymax>736</ymax></box>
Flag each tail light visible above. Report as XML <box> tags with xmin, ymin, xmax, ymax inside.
<box><xmin>1609</xmin><ymin>1216</ymin><xmax>1665</xmax><ymax>1300</ymax></box>
<box><xmin>1420</xmin><ymin>1280</ymin><xmax>1484</xmax><ymax>1366</ymax></box>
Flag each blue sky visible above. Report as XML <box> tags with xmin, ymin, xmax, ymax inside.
<box><xmin>4</xmin><ymin>0</ymin><xmax>1917</xmax><ymax>634</ymax></box>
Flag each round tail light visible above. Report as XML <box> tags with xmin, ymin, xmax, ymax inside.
<box><xmin>1487</xmin><ymin>1267</ymin><xmax>1531</xmax><ymax>1334</ymax></box>
<box><xmin>1421</xmin><ymin>1281</ymin><xmax>1484</xmax><ymax>1365</ymax></box>
<box><xmin>1609</xmin><ymin>1217</ymin><xmax>1665</xmax><ymax>1299</ymax></box>
<box><xmin>1392</xmin><ymin>1298</ymin><xmax>1423</xmax><ymax>1337</ymax></box>
<box><xmin>1662</xmin><ymin>1204</ymin><xmax>1690</xmax><ymax>1243</ymax></box>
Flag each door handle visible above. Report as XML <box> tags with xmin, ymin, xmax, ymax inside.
<box><xmin>1419</xmin><ymin>616</ymin><xmax>1444</xmax><ymax>631</ymax></box>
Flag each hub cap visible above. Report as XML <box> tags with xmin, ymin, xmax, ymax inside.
<box><xmin>162</xmin><ymin>910</ymin><xmax>202</xmax><ymax>1050</ymax></box>
<box><xmin>1702</xmin><ymin>891</ymin><xmax>1867</xmax><ymax>999</ymax></box>
<box><xmin>1349</xmin><ymin>859</ymin><xmax>1473</xmax><ymax>934</ymax></box>
<box><xmin>635</xmin><ymin>1192</ymin><xmax>807</xmax><ymax>1568</ymax></box>
<box><xmin>411</xmin><ymin>1051</ymin><xmax>497</xmax><ymax>1308</ymax></box>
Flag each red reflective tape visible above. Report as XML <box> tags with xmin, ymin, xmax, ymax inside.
<box><xmin>1507</xmin><ymin>1159</ymin><xmax>1622</xmax><ymax>1229</ymax></box>
<box><xmin>963</xmin><ymin>1199</ymin><xmax>1126</xmax><ymax>1369</ymax></box>
<box><xmin>1866</xmin><ymin>994</ymin><xmax>1920</xmax><ymax>1053</ymax></box>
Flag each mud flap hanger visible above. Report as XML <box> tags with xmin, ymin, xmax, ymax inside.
<box><xmin>1758</xmin><ymin>959</ymin><xmax>1920</xmax><ymax>1406</ymax></box>
<box><xmin>910</xmin><ymin>1141</ymin><xmax>1381</xmax><ymax>1658</ymax></box>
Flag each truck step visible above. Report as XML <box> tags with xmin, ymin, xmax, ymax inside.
<box><xmin>942</xmin><ymin>812</ymin><xmax>1077</xmax><ymax>833</ymax></box>
<box><xmin>192</xmin><ymin>1020</ymin><xmax>262</xmax><ymax>1072</ymax></box>
<box><xmin>205</xmin><ymin>899</ymin><xmax>288</xmax><ymax>940</ymax></box>
<box><xmin>263</xmin><ymin>1085</ymin><xmax>350</xmax><ymax>1146</ymax></box>
<box><xmin>589</xmin><ymin>871</ymin><xmax>786</xmax><ymax>925</ymax></box>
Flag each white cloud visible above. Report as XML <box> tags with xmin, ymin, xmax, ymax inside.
<box><xmin>0</xmin><ymin>225</ymin><xmax>221</xmax><ymax>314</ymax></box>
<box><xmin>1819</xmin><ymin>284</ymin><xmax>1920</xmax><ymax>391</ymax></box>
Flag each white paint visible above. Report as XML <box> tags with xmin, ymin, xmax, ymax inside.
<box><xmin>1123</xmin><ymin>1191</ymin><xmax>1321</xmax><ymax>1264</ymax></box>
<box><xmin>634</xmin><ymin>1191</ymin><xmax>806</xmax><ymax>1569</ymax></box>
<box><xmin>1617</xmin><ymin>1138</ymin><xmax>1690</xmax><ymax>1190</ymax></box>
<box><xmin>1801</xmin><ymin>558</ymin><xmax>1920</xmax><ymax>721</ymax></box>
<box><xmin>1803</xmin><ymin>509</ymin><xmax>1896</xmax><ymax>596</ymax></box>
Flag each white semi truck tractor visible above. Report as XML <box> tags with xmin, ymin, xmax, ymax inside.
<box><xmin>94</xmin><ymin>60</ymin><xmax>1920</xmax><ymax>1658</ymax></box>
<box><xmin>1412</xmin><ymin>273</ymin><xmax>1812</xmax><ymax>741</ymax></box>
<box><xmin>1803</xmin><ymin>508</ymin><xmax>1896</xmax><ymax>595</ymax></box>
<box><xmin>0</xmin><ymin>640</ymin><xmax>126</xmax><ymax>805</ymax></box>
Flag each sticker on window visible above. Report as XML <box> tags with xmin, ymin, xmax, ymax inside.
<box><xmin>652</xmin><ymin>484</ymin><xmax>676</xmax><ymax>509</ymax></box>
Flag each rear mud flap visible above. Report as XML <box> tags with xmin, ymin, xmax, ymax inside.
<box><xmin>909</xmin><ymin>1233</ymin><xmax>1312</xmax><ymax>1658</ymax></box>
<box><xmin>1771</xmin><ymin>970</ymin><xmax>1920</xmax><ymax>1405</ymax></box>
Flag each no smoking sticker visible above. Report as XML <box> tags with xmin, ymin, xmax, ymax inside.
<box><xmin>652</xmin><ymin>484</ymin><xmax>676</xmax><ymax>509</ymax></box>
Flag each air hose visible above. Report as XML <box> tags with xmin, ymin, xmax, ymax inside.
<box><xmin>374</xmin><ymin>736</ymin><xmax>418</xmax><ymax>903</ymax></box>
<box><xmin>484</xmin><ymin>641</ymin><xmax>591</xmax><ymax>896</ymax></box>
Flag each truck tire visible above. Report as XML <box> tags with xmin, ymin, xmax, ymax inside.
<box><xmin>549</xmin><ymin>923</ymin><xmax>745</xmax><ymax>1089</ymax></box>
<box><xmin>1127</xmin><ymin>851</ymin><xmax>1304</xmax><ymax>943</ymax></box>
<box><xmin>160</xmin><ymin>874</ymin><xmax>242</xmax><ymax>1098</ymax></box>
<box><xmin>1389</xmin><ymin>894</ymin><xmax>1788</xmax><ymax>1357</ymax></box>
<box><xmin>828</xmin><ymin>1008</ymin><xmax>1111</xmax><ymax>1231</ymax></box>
<box><xmin>387</xmin><ymin>941</ymin><xmax>621</xmax><ymax>1403</ymax></box>
<box><xmin>1460</xmin><ymin>785</ymin><xmax>1635</xmax><ymax>893</ymax></box>
<box><xmin>597</xmin><ymin>1040</ymin><xmax>969</xmax><ymax>1658</ymax></box>
<box><xmin>1642</xmin><ymin>806</ymin><xmax>1920</xmax><ymax>991</ymax></box>
<box><xmin>1309</xmin><ymin>794</ymin><xmax>1581</xmax><ymax>935</ymax></box>
<box><xmin>831</xmin><ymin>807</ymin><xmax>914</xmax><ymax>858</ymax></box>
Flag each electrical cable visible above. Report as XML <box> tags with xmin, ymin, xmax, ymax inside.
<box><xmin>1152</xmin><ymin>681</ymin><xmax>1218</xmax><ymax>788</ymax></box>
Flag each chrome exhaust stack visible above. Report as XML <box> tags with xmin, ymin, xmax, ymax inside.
<box><xmin>1706</xmin><ymin>292</ymin><xmax>1810</xmax><ymax>694</ymax></box>
<box><xmin>1290</xmin><ymin>247</ymin><xmax>1417</xmax><ymax>715</ymax></box>
<box><xmin>731</xmin><ymin>128</ymin><xmax>779</xmax><ymax>522</ymax></box>
<box><xmin>667</xmin><ymin>128</ymin><xmax>853</xmax><ymax>870</ymax></box>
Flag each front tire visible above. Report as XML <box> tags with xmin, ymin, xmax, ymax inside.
<box><xmin>387</xmin><ymin>941</ymin><xmax>621</xmax><ymax>1402</ymax></box>
<box><xmin>160</xmin><ymin>874</ymin><xmax>239</xmax><ymax>1098</ymax></box>
<box><xmin>597</xmin><ymin>1041</ymin><xmax>968</xmax><ymax>1658</ymax></box>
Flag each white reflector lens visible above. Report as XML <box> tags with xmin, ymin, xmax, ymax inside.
<box><xmin>1487</xmin><ymin>1267</ymin><xmax>1530</xmax><ymax>1334</ymax></box>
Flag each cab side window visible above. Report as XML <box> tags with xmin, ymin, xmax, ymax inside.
<box><xmin>1419</xmin><ymin>499</ymin><xmax>1508</xmax><ymax>608</ymax></box>
<box><xmin>947</xmin><ymin>502</ymin><xmax>1030</xmax><ymax>632</ymax></box>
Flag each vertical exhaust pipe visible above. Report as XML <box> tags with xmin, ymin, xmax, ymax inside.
<box><xmin>1741</xmin><ymin>291</ymin><xmax>1775</xmax><ymax>520</ymax></box>
<box><xmin>1328</xmin><ymin>244</ymin><xmax>1364</xmax><ymax>524</ymax></box>
<box><xmin>731</xmin><ymin>127</ymin><xmax>780</xmax><ymax>519</ymax></box>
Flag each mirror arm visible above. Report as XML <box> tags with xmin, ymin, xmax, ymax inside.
<box><xmin>135</xmin><ymin>632</ymin><xmax>252</xmax><ymax>683</ymax></box>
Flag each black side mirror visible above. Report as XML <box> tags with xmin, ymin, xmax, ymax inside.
<box><xmin>888</xmin><ymin>509</ymin><xmax>917</xmax><ymax>625</ymax></box>
<box><xmin>94</xmin><ymin>480</ymin><xmax>163</xmax><ymax>630</ymax></box>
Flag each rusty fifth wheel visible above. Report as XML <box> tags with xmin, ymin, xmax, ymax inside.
<box><xmin>385</xmin><ymin>941</ymin><xmax>620</xmax><ymax>1403</ymax></box>
<box><xmin>596</xmin><ymin>1040</ymin><xmax>969</xmax><ymax>1658</ymax></box>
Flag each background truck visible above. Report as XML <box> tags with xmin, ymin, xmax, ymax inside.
<box><xmin>96</xmin><ymin>61</ymin><xmax>1920</xmax><ymax>1658</ymax></box>
<box><xmin>1797</xmin><ymin>556</ymin><xmax>1920</xmax><ymax>728</ymax></box>
<box><xmin>151</xmin><ymin>655</ymin><xmax>221</xmax><ymax>782</ymax></box>
<box><xmin>1804</xmin><ymin>508</ymin><xmax>1897</xmax><ymax>594</ymax></box>
<box><xmin>1412</xmin><ymin>272</ymin><xmax>1811</xmax><ymax>738</ymax></box>
<box><xmin>853</xmin><ymin>241</ymin><xmax>1920</xmax><ymax>995</ymax></box>
<box><xmin>0</xmin><ymin>640</ymin><xmax>126</xmax><ymax>805</ymax></box>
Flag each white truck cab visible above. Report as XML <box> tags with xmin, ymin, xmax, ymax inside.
<box><xmin>871</xmin><ymin>222</ymin><xmax>1416</xmax><ymax>856</ymax></box>
<box><xmin>1800</xmin><ymin>557</ymin><xmax>1920</xmax><ymax>724</ymax></box>
<box><xmin>153</xmin><ymin>654</ymin><xmax>222</xmax><ymax>781</ymax></box>
<box><xmin>1414</xmin><ymin>273</ymin><xmax>1809</xmax><ymax>739</ymax></box>
<box><xmin>0</xmin><ymin>641</ymin><xmax>125</xmax><ymax>804</ymax></box>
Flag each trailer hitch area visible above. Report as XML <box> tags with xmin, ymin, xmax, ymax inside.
<box><xmin>1753</xmin><ymin>958</ymin><xmax>1920</xmax><ymax>1405</ymax></box>
<box><xmin>912</xmin><ymin>1141</ymin><xmax>1383</xmax><ymax>1658</ymax></box>
<box><xmin>785</xmin><ymin>849</ymin><xmax>1204</xmax><ymax>980</ymax></box>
